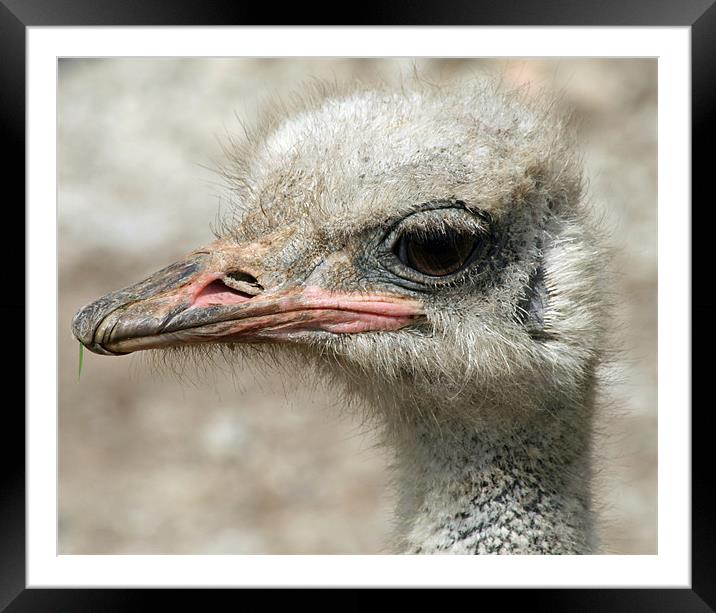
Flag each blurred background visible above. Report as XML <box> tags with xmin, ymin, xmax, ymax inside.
<box><xmin>58</xmin><ymin>58</ymin><xmax>657</xmax><ymax>554</ymax></box>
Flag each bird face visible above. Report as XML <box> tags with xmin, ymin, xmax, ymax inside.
<box><xmin>72</xmin><ymin>83</ymin><xmax>603</xmax><ymax>418</ymax></box>
<box><xmin>72</xmin><ymin>199</ymin><xmax>501</xmax><ymax>355</ymax></box>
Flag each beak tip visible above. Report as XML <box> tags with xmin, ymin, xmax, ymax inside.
<box><xmin>71</xmin><ymin>303</ymin><xmax>128</xmax><ymax>356</ymax></box>
<box><xmin>71</xmin><ymin>305</ymin><xmax>94</xmax><ymax>346</ymax></box>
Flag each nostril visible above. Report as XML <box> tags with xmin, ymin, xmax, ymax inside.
<box><xmin>192</xmin><ymin>279</ymin><xmax>253</xmax><ymax>308</ymax></box>
<box><xmin>224</xmin><ymin>271</ymin><xmax>263</xmax><ymax>294</ymax></box>
<box><xmin>191</xmin><ymin>271</ymin><xmax>264</xmax><ymax>309</ymax></box>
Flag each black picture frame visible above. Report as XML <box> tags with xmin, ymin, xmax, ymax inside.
<box><xmin>5</xmin><ymin>0</ymin><xmax>711</xmax><ymax>610</ymax></box>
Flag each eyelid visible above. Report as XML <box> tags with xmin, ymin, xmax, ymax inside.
<box><xmin>384</xmin><ymin>206</ymin><xmax>489</xmax><ymax>249</ymax></box>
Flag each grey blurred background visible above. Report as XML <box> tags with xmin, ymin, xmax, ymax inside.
<box><xmin>58</xmin><ymin>58</ymin><xmax>657</xmax><ymax>554</ymax></box>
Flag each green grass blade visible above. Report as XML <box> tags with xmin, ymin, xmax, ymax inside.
<box><xmin>78</xmin><ymin>342</ymin><xmax>84</xmax><ymax>381</ymax></box>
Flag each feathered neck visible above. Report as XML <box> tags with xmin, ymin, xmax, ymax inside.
<box><xmin>388</xmin><ymin>402</ymin><xmax>596</xmax><ymax>554</ymax></box>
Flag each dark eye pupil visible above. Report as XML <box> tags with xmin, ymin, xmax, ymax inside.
<box><xmin>398</xmin><ymin>232</ymin><xmax>476</xmax><ymax>276</ymax></box>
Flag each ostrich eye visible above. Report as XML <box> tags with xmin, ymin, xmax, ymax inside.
<box><xmin>395</xmin><ymin>230</ymin><xmax>478</xmax><ymax>277</ymax></box>
<box><xmin>383</xmin><ymin>205</ymin><xmax>492</xmax><ymax>283</ymax></box>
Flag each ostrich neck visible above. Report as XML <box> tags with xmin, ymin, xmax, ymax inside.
<box><xmin>390</xmin><ymin>406</ymin><xmax>595</xmax><ymax>554</ymax></box>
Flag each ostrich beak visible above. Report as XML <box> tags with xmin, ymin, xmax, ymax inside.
<box><xmin>71</xmin><ymin>238</ymin><xmax>424</xmax><ymax>356</ymax></box>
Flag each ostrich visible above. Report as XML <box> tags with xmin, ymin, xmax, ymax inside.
<box><xmin>71</xmin><ymin>78</ymin><xmax>608</xmax><ymax>554</ymax></box>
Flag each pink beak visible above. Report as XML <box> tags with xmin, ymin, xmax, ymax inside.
<box><xmin>72</xmin><ymin>237</ymin><xmax>425</xmax><ymax>356</ymax></box>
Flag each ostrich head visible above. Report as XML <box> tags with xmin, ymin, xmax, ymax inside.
<box><xmin>72</xmin><ymin>78</ymin><xmax>606</xmax><ymax>452</ymax></box>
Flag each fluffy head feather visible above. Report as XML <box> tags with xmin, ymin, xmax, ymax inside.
<box><xmin>211</xmin><ymin>78</ymin><xmax>607</xmax><ymax>438</ymax></box>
